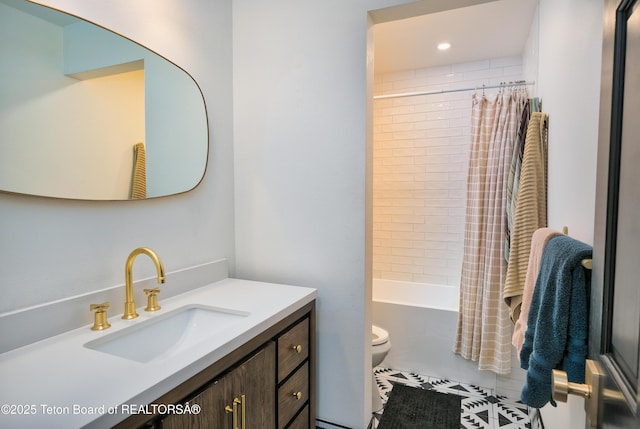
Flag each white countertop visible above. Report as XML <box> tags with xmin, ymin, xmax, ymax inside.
<box><xmin>0</xmin><ymin>278</ymin><xmax>316</xmax><ymax>428</ymax></box>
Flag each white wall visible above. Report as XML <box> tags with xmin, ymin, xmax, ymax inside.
<box><xmin>232</xmin><ymin>3</ymin><xmax>374</xmax><ymax>426</ymax></box>
<box><xmin>536</xmin><ymin>0</ymin><xmax>604</xmax><ymax>427</ymax></box>
<box><xmin>0</xmin><ymin>0</ymin><xmax>235</xmax><ymax>314</ymax></box>
<box><xmin>232</xmin><ymin>1</ymin><xmax>499</xmax><ymax>427</ymax></box>
<box><xmin>540</xmin><ymin>0</ymin><xmax>603</xmax><ymax>245</ymax></box>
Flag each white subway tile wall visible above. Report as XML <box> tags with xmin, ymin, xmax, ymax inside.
<box><xmin>373</xmin><ymin>56</ymin><xmax>524</xmax><ymax>286</ymax></box>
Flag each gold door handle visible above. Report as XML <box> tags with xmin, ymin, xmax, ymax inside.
<box><xmin>292</xmin><ymin>391</ymin><xmax>302</xmax><ymax>400</ymax></box>
<box><xmin>552</xmin><ymin>369</ymin><xmax>590</xmax><ymax>402</ymax></box>
<box><xmin>292</xmin><ymin>344</ymin><xmax>302</xmax><ymax>353</ymax></box>
<box><xmin>552</xmin><ymin>359</ymin><xmax>604</xmax><ymax>428</ymax></box>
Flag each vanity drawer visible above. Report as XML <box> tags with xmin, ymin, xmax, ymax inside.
<box><xmin>287</xmin><ymin>404</ymin><xmax>309</xmax><ymax>429</ymax></box>
<box><xmin>278</xmin><ymin>361</ymin><xmax>309</xmax><ymax>429</ymax></box>
<box><xmin>277</xmin><ymin>317</ymin><xmax>309</xmax><ymax>382</ymax></box>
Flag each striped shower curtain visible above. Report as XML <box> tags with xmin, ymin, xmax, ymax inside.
<box><xmin>454</xmin><ymin>91</ymin><xmax>527</xmax><ymax>374</ymax></box>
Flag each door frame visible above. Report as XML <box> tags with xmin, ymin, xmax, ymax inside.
<box><xmin>591</xmin><ymin>0</ymin><xmax>639</xmax><ymax>425</ymax></box>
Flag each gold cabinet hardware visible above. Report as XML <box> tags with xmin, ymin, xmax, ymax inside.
<box><xmin>144</xmin><ymin>288</ymin><xmax>161</xmax><ymax>311</ymax></box>
<box><xmin>224</xmin><ymin>400</ymin><xmax>237</xmax><ymax>429</ymax></box>
<box><xmin>239</xmin><ymin>395</ymin><xmax>246</xmax><ymax>429</ymax></box>
<box><xmin>292</xmin><ymin>344</ymin><xmax>303</xmax><ymax>353</ymax></box>
<box><xmin>552</xmin><ymin>359</ymin><xmax>604</xmax><ymax>428</ymax></box>
<box><xmin>122</xmin><ymin>247</ymin><xmax>165</xmax><ymax>320</ymax></box>
<box><xmin>89</xmin><ymin>302</ymin><xmax>111</xmax><ymax>331</ymax></box>
<box><xmin>292</xmin><ymin>391</ymin><xmax>302</xmax><ymax>400</ymax></box>
<box><xmin>224</xmin><ymin>396</ymin><xmax>245</xmax><ymax>429</ymax></box>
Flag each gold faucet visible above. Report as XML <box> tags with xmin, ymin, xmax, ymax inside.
<box><xmin>122</xmin><ymin>247</ymin><xmax>165</xmax><ymax>320</ymax></box>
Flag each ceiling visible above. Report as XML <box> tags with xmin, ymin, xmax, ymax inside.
<box><xmin>374</xmin><ymin>0</ymin><xmax>539</xmax><ymax>74</ymax></box>
<box><xmin>4</xmin><ymin>0</ymin><xmax>537</xmax><ymax>76</ymax></box>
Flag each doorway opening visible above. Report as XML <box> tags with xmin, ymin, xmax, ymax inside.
<box><xmin>366</xmin><ymin>1</ymin><xmax>538</xmax><ymax>426</ymax></box>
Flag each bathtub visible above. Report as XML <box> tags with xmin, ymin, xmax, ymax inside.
<box><xmin>372</xmin><ymin>278</ymin><xmax>459</xmax><ymax>312</ymax></box>
<box><xmin>372</xmin><ymin>278</ymin><xmax>525</xmax><ymax>398</ymax></box>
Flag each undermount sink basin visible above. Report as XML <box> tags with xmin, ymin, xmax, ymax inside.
<box><xmin>84</xmin><ymin>305</ymin><xmax>249</xmax><ymax>363</ymax></box>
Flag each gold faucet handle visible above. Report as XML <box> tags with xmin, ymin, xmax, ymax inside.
<box><xmin>89</xmin><ymin>302</ymin><xmax>111</xmax><ymax>331</ymax></box>
<box><xmin>144</xmin><ymin>288</ymin><xmax>161</xmax><ymax>312</ymax></box>
<box><xmin>90</xmin><ymin>302</ymin><xmax>110</xmax><ymax>312</ymax></box>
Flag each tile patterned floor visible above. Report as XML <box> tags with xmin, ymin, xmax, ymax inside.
<box><xmin>373</xmin><ymin>367</ymin><xmax>532</xmax><ymax>429</ymax></box>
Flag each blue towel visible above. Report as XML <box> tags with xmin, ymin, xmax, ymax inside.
<box><xmin>520</xmin><ymin>235</ymin><xmax>592</xmax><ymax>408</ymax></box>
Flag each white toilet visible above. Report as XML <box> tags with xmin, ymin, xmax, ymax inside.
<box><xmin>371</xmin><ymin>324</ymin><xmax>391</xmax><ymax>411</ymax></box>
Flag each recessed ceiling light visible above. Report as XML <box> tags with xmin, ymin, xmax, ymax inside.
<box><xmin>437</xmin><ymin>42</ymin><xmax>451</xmax><ymax>51</ymax></box>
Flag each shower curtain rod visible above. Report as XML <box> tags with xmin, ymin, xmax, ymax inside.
<box><xmin>373</xmin><ymin>80</ymin><xmax>535</xmax><ymax>100</ymax></box>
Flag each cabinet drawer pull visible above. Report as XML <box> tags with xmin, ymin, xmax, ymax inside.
<box><xmin>239</xmin><ymin>395</ymin><xmax>246</xmax><ymax>429</ymax></box>
<box><xmin>224</xmin><ymin>398</ymin><xmax>239</xmax><ymax>429</ymax></box>
<box><xmin>292</xmin><ymin>391</ymin><xmax>302</xmax><ymax>400</ymax></box>
<box><xmin>223</xmin><ymin>397</ymin><xmax>244</xmax><ymax>429</ymax></box>
<box><xmin>292</xmin><ymin>344</ymin><xmax>303</xmax><ymax>353</ymax></box>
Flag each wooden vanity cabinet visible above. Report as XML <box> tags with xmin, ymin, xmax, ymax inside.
<box><xmin>114</xmin><ymin>301</ymin><xmax>315</xmax><ymax>429</ymax></box>
<box><xmin>161</xmin><ymin>342</ymin><xmax>276</xmax><ymax>429</ymax></box>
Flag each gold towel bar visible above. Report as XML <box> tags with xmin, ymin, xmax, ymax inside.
<box><xmin>562</xmin><ymin>226</ymin><xmax>592</xmax><ymax>270</ymax></box>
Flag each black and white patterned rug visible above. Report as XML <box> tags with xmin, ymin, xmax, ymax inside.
<box><xmin>373</xmin><ymin>367</ymin><xmax>532</xmax><ymax>429</ymax></box>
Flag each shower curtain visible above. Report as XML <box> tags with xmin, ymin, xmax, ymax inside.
<box><xmin>454</xmin><ymin>91</ymin><xmax>527</xmax><ymax>374</ymax></box>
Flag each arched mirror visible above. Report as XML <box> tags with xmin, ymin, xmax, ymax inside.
<box><xmin>0</xmin><ymin>0</ymin><xmax>208</xmax><ymax>200</ymax></box>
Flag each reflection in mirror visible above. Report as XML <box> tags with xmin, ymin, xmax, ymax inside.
<box><xmin>0</xmin><ymin>0</ymin><xmax>208</xmax><ymax>200</ymax></box>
